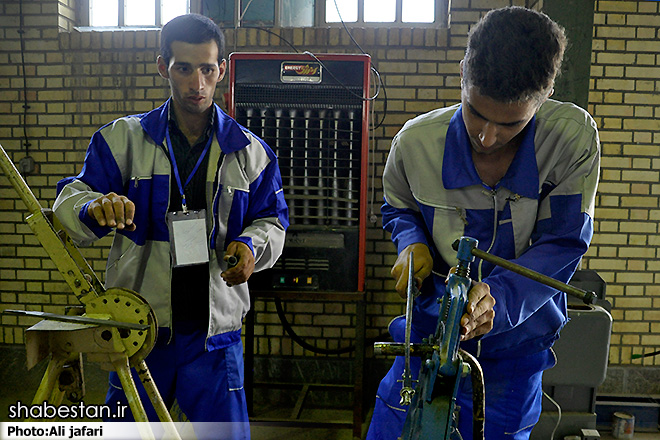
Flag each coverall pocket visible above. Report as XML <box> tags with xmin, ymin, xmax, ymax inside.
<box><xmin>224</xmin><ymin>342</ymin><xmax>245</xmax><ymax>392</ymax></box>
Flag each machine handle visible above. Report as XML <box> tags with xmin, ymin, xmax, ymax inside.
<box><xmin>451</xmin><ymin>239</ymin><xmax>597</xmax><ymax>305</ymax></box>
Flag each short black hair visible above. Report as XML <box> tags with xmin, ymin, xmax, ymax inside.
<box><xmin>160</xmin><ymin>14</ymin><xmax>225</xmax><ymax>65</ymax></box>
<box><xmin>463</xmin><ymin>7</ymin><xmax>567</xmax><ymax>103</ymax></box>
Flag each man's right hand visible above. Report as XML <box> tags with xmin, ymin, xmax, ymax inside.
<box><xmin>87</xmin><ymin>192</ymin><xmax>136</xmax><ymax>231</ymax></box>
<box><xmin>391</xmin><ymin>243</ymin><xmax>433</xmax><ymax>298</ymax></box>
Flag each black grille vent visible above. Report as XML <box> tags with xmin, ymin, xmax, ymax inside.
<box><xmin>236</xmin><ymin>107</ymin><xmax>362</xmax><ymax>227</ymax></box>
<box><xmin>234</xmin><ymin>84</ymin><xmax>364</xmax><ymax>109</ymax></box>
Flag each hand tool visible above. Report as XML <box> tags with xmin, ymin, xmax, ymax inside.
<box><xmin>375</xmin><ymin>236</ymin><xmax>597</xmax><ymax>440</ymax></box>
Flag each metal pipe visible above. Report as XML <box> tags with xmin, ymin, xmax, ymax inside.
<box><xmin>136</xmin><ymin>360</ymin><xmax>181</xmax><ymax>440</ymax></box>
<box><xmin>459</xmin><ymin>349</ymin><xmax>485</xmax><ymax>440</ymax></box>
<box><xmin>373</xmin><ymin>342</ymin><xmax>437</xmax><ymax>357</ymax></box>
<box><xmin>452</xmin><ymin>239</ymin><xmax>596</xmax><ymax>304</ymax></box>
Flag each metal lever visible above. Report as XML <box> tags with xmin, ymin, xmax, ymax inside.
<box><xmin>451</xmin><ymin>239</ymin><xmax>597</xmax><ymax>305</ymax></box>
<box><xmin>399</xmin><ymin>251</ymin><xmax>420</xmax><ymax>406</ymax></box>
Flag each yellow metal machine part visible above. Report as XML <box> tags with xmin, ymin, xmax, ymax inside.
<box><xmin>0</xmin><ymin>143</ymin><xmax>180</xmax><ymax>440</ymax></box>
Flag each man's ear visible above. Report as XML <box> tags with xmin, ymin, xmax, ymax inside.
<box><xmin>459</xmin><ymin>59</ymin><xmax>464</xmax><ymax>80</ymax></box>
<box><xmin>217</xmin><ymin>58</ymin><xmax>227</xmax><ymax>83</ymax></box>
<box><xmin>156</xmin><ymin>55</ymin><xmax>169</xmax><ymax>79</ymax></box>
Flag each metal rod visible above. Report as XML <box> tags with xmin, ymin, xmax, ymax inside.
<box><xmin>452</xmin><ymin>239</ymin><xmax>596</xmax><ymax>304</ymax></box>
<box><xmin>373</xmin><ymin>342</ymin><xmax>437</xmax><ymax>357</ymax></box>
<box><xmin>459</xmin><ymin>350</ymin><xmax>485</xmax><ymax>440</ymax></box>
<box><xmin>112</xmin><ymin>356</ymin><xmax>154</xmax><ymax>437</ymax></box>
<box><xmin>3</xmin><ymin>309</ymin><xmax>149</xmax><ymax>331</ymax></box>
<box><xmin>136</xmin><ymin>360</ymin><xmax>182</xmax><ymax>440</ymax></box>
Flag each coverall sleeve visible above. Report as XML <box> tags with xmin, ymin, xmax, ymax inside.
<box><xmin>53</xmin><ymin>128</ymin><xmax>125</xmax><ymax>246</ymax></box>
<box><xmin>381</xmin><ymin>134</ymin><xmax>431</xmax><ymax>254</ymax></box>
<box><xmin>483</xmin><ymin>120</ymin><xmax>600</xmax><ymax>336</ymax></box>
<box><xmin>235</xmin><ymin>146</ymin><xmax>289</xmax><ymax>272</ymax></box>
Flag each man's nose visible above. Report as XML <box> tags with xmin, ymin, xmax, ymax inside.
<box><xmin>478</xmin><ymin>122</ymin><xmax>497</xmax><ymax>148</ymax></box>
<box><xmin>190</xmin><ymin>70</ymin><xmax>204</xmax><ymax>91</ymax></box>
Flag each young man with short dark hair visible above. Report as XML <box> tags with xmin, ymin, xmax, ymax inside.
<box><xmin>368</xmin><ymin>7</ymin><xmax>599</xmax><ymax>440</ymax></box>
<box><xmin>54</xmin><ymin>14</ymin><xmax>289</xmax><ymax>439</ymax></box>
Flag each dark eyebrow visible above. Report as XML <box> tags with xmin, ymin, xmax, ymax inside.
<box><xmin>172</xmin><ymin>62</ymin><xmax>217</xmax><ymax>69</ymax></box>
<box><xmin>466</xmin><ymin>102</ymin><xmax>525</xmax><ymax>127</ymax></box>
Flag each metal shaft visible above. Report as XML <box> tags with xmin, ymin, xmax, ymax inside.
<box><xmin>452</xmin><ymin>239</ymin><xmax>596</xmax><ymax>304</ymax></box>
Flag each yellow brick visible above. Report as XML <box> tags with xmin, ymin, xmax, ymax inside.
<box><xmin>598</xmin><ymin>1</ymin><xmax>638</xmax><ymax>13</ymax></box>
<box><xmin>634</xmin><ymin>107</ymin><xmax>654</xmax><ymax>119</ymax></box>
<box><xmin>470</xmin><ymin>0</ymin><xmax>509</xmax><ymax>9</ymax></box>
<box><xmin>588</xmin><ymin>259</ymin><xmax>627</xmax><ymax>271</ymax></box>
<box><xmin>626</xmin><ymin>66</ymin><xmax>660</xmax><ymax>79</ymax></box>
<box><xmin>605</xmin><ymin>66</ymin><xmax>624</xmax><ymax>79</ymax></box>
<box><xmin>613</xmin><ymin>321</ymin><xmax>650</xmax><ymax>334</ymax></box>
<box><xmin>594</xmin><ymin>208</ymin><xmax>628</xmax><ymax>220</ymax></box>
<box><xmin>606</xmin><ymin>13</ymin><xmax>626</xmax><ymax>25</ymax></box>
<box><xmin>406</xmin><ymin>48</ymin><xmax>442</xmax><ymax>61</ymax></box>
<box><xmin>591</xmin><ymin>234</ymin><xmax>628</xmax><ymax>245</ymax></box>
<box><xmin>603</xmin><ymin>39</ymin><xmax>625</xmax><ymax>52</ymax></box>
<box><xmin>601</xmin><ymin>131</ymin><xmax>633</xmax><ymax>143</ymax></box>
<box><xmin>619</xmin><ymin>222</ymin><xmax>657</xmax><ymax>234</ymax></box>
<box><xmin>622</xmin><ymin>170</ymin><xmax>660</xmax><ymax>182</ymax></box>
<box><xmin>619</xmin><ymin>246</ymin><xmax>656</xmax><ymax>259</ymax></box>
<box><xmin>601</xmin><ymin>117</ymin><xmax>621</xmax><ymax>129</ymax></box>
<box><xmin>597</xmin><ymin>26</ymin><xmax>636</xmax><ymax>39</ymax></box>
<box><xmin>624</xmin><ymin>92</ymin><xmax>660</xmax><ymax>105</ymax></box>
<box><xmin>620</xmin><ymin>197</ymin><xmax>658</xmax><ymax>208</ymax></box>
<box><xmin>595</xmin><ymin>104</ymin><xmax>634</xmax><ymax>116</ymax></box>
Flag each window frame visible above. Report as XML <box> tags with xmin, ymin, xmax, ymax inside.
<box><xmin>78</xmin><ymin>0</ymin><xmax>199</xmax><ymax>28</ymax></box>
<box><xmin>79</xmin><ymin>0</ymin><xmax>448</xmax><ymax>29</ymax></box>
<box><xmin>318</xmin><ymin>0</ymin><xmax>449</xmax><ymax>28</ymax></box>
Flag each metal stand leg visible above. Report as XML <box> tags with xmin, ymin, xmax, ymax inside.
<box><xmin>26</xmin><ymin>355</ymin><xmax>68</xmax><ymax>422</ymax></box>
<box><xmin>30</xmin><ymin>355</ymin><xmax>67</xmax><ymax>407</ymax></box>
<box><xmin>112</xmin><ymin>356</ymin><xmax>156</xmax><ymax>440</ymax></box>
<box><xmin>136</xmin><ymin>360</ymin><xmax>182</xmax><ymax>440</ymax></box>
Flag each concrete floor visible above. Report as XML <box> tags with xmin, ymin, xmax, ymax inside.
<box><xmin>0</xmin><ymin>344</ymin><xmax>364</xmax><ymax>439</ymax></box>
<box><xmin>2</xmin><ymin>345</ymin><xmax>658</xmax><ymax>439</ymax></box>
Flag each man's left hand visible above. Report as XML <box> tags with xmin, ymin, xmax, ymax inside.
<box><xmin>460</xmin><ymin>281</ymin><xmax>496</xmax><ymax>341</ymax></box>
<box><xmin>221</xmin><ymin>241</ymin><xmax>255</xmax><ymax>287</ymax></box>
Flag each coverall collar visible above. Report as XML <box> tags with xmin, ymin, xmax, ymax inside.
<box><xmin>140</xmin><ymin>98</ymin><xmax>251</xmax><ymax>154</ymax></box>
<box><xmin>443</xmin><ymin>105</ymin><xmax>539</xmax><ymax>200</ymax></box>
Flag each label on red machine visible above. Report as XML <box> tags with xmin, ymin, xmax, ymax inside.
<box><xmin>280</xmin><ymin>62</ymin><xmax>322</xmax><ymax>83</ymax></box>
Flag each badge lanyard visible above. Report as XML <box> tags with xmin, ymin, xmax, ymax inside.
<box><xmin>165</xmin><ymin>126</ymin><xmax>213</xmax><ymax>213</ymax></box>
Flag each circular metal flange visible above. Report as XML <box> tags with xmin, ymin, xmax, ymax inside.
<box><xmin>86</xmin><ymin>287</ymin><xmax>157</xmax><ymax>367</ymax></box>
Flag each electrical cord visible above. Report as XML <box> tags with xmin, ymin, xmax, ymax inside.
<box><xmin>331</xmin><ymin>0</ymin><xmax>367</xmax><ymax>54</ymax></box>
<box><xmin>18</xmin><ymin>0</ymin><xmax>31</xmax><ymax>157</ymax></box>
<box><xmin>543</xmin><ymin>390</ymin><xmax>562</xmax><ymax>440</ymax></box>
<box><xmin>330</xmin><ymin>0</ymin><xmax>388</xmax><ymax>128</ymax></box>
<box><xmin>302</xmin><ymin>51</ymin><xmax>380</xmax><ymax>102</ymax></box>
<box><xmin>274</xmin><ymin>298</ymin><xmax>390</xmax><ymax>355</ymax></box>
<box><xmin>233</xmin><ymin>2</ymin><xmax>390</xmax><ymax>354</ymax></box>
<box><xmin>242</xmin><ymin>26</ymin><xmax>300</xmax><ymax>53</ymax></box>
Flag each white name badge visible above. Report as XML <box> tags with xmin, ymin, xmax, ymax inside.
<box><xmin>166</xmin><ymin>209</ymin><xmax>210</xmax><ymax>267</ymax></box>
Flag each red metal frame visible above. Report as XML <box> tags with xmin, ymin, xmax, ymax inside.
<box><xmin>228</xmin><ymin>52</ymin><xmax>370</xmax><ymax>292</ymax></box>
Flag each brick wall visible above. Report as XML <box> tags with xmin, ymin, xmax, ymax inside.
<box><xmin>0</xmin><ymin>0</ymin><xmax>658</xmax><ymax>383</ymax></box>
<box><xmin>585</xmin><ymin>0</ymin><xmax>660</xmax><ymax>368</ymax></box>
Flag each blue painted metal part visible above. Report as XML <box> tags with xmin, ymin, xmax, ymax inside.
<box><xmin>400</xmin><ymin>237</ymin><xmax>478</xmax><ymax>440</ymax></box>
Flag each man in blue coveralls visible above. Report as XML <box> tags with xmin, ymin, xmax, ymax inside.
<box><xmin>367</xmin><ymin>7</ymin><xmax>600</xmax><ymax>440</ymax></box>
<box><xmin>54</xmin><ymin>14</ymin><xmax>288</xmax><ymax>439</ymax></box>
